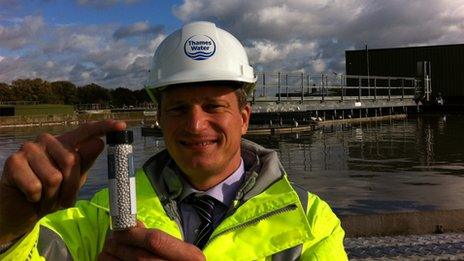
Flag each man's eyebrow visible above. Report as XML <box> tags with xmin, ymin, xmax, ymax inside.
<box><xmin>203</xmin><ymin>96</ymin><xmax>230</xmax><ymax>103</ymax></box>
<box><xmin>163</xmin><ymin>100</ymin><xmax>189</xmax><ymax>108</ymax></box>
<box><xmin>164</xmin><ymin>96</ymin><xmax>231</xmax><ymax>106</ymax></box>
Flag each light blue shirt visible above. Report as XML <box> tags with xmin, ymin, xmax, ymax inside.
<box><xmin>177</xmin><ymin>158</ymin><xmax>245</xmax><ymax>243</ymax></box>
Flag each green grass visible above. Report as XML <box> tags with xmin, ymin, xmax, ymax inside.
<box><xmin>11</xmin><ymin>104</ymin><xmax>75</xmax><ymax>115</ymax></box>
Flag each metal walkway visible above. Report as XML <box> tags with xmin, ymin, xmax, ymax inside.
<box><xmin>251</xmin><ymin>72</ymin><xmax>419</xmax><ymax>104</ymax></box>
<box><xmin>245</xmin><ymin>72</ymin><xmax>424</xmax><ymax>122</ymax></box>
<box><xmin>345</xmin><ymin>233</ymin><xmax>464</xmax><ymax>260</ymax></box>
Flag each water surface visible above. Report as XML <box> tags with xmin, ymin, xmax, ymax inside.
<box><xmin>1</xmin><ymin>115</ymin><xmax>463</xmax><ymax>215</ymax></box>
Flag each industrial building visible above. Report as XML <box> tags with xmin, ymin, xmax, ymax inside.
<box><xmin>345</xmin><ymin>44</ymin><xmax>464</xmax><ymax>104</ymax></box>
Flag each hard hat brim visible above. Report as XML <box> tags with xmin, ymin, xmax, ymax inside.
<box><xmin>146</xmin><ymin>69</ymin><xmax>257</xmax><ymax>92</ymax></box>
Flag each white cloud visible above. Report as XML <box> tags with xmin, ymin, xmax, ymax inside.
<box><xmin>1</xmin><ymin>1</ymin><xmax>464</xmax><ymax>88</ymax></box>
<box><xmin>45</xmin><ymin>61</ymin><xmax>54</xmax><ymax>68</ymax></box>
<box><xmin>173</xmin><ymin>0</ymin><xmax>464</xmax><ymax>74</ymax></box>
<box><xmin>312</xmin><ymin>58</ymin><xmax>326</xmax><ymax>73</ymax></box>
<box><xmin>0</xmin><ymin>15</ymin><xmax>45</xmax><ymax>50</ymax></box>
<box><xmin>81</xmin><ymin>71</ymin><xmax>91</xmax><ymax>80</ymax></box>
<box><xmin>69</xmin><ymin>33</ymin><xmax>103</xmax><ymax>52</ymax></box>
<box><xmin>0</xmin><ymin>17</ymin><xmax>164</xmax><ymax>89</ymax></box>
<box><xmin>113</xmin><ymin>22</ymin><xmax>164</xmax><ymax>40</ymax></box>
<box><xmin>247</xmin><ymin>40</ymin><xmax>317</xmax><ymax>64</ymax></box>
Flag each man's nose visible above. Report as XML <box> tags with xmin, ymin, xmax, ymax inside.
<box><xmin>185</xmin><ymin>106</ymin><xmax>208</xmax><ymax>133</ymax></box>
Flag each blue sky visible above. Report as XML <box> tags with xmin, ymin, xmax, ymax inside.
<box><xmin>1</xmin><ymin>0</ymin><xmax>463</xmax><ymax>89</ymax></box>
<box><xmin>1</xmin><ymin>1</ymin><xmax>180</xmax><ymax>27</ymax></box>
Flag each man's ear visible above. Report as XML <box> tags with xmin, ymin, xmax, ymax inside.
<box><xmin>240</xmin><ymin>103</ymin><xmax>251</xmax><ymax>135</ymax></box>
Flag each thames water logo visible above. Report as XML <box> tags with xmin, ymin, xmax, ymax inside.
<box><xmin>184</xmin><ymin>35</ymin><xmax>216</xmax><ymax>60</ymax></box>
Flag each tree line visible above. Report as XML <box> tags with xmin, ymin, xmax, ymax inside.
<box><xmin>0</xmin><ymin>78</ymin><xmax>152</xmax><ymax>108</ymax></box>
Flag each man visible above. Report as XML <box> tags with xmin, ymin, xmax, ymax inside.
<box><xmin>0</xmin><ymin>21</ymin><xmax>347</xmax><ymax>260</ymax></box>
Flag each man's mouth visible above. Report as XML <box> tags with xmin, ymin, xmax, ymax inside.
<box><xmin>180</xmin><ymin>140</ymin><xmax>217</xmax><ymax>147</ymax></box>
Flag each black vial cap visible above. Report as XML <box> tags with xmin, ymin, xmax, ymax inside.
<box><xmin>106</xmin><ymin>130</ymin><xmax>133</xmax><ymax>145</ymax></box>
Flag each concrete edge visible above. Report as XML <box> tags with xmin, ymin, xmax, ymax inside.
<box><xmin>340</xmin><ymin>209</ymin><xmax>464</xmax><ymax>238</ymax></box>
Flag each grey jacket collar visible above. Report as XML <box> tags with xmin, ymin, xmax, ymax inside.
<box><xmin>142</xmin><ymin>139</ymin><xmax>285</xmax><ymax>207</ymax></box>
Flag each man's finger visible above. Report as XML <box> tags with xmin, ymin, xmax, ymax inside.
<box><xmin>58</xmin><ymin>155</ymin><xmax>81</xmax><ymax>208</ymax></box>
<box><xmin>103</xmin><ymin>239</ymin><xmax>161</xmax><ymax>261</ymax></box>
<box><xmin>3</xmin><ymin>153</ymin><xmax>43</xmax><ymax>202</ymax></box>
<box><xmin>58</xmin><ymin>137</ymin><xmax>105</xmax><ymax>207</ymax></box>
<box><xmin>76</xmin><ymin>137</ymin><xmax>105</xmax><ymax>174</ymax></box>
<box><xmin>113</xmin><ymin>227</ymin><xmax>205</xmax><ymax>261</ymax></box>
<box><xmin>97</xmin><ymin>251</ymin><xmax>119</xmax><ymax>261</ymax></box>
<box><xmin>23</xmin><ymin>142</ymin><xmax>62</xmax><ymax>200</ymax></box>
<box><xmin>58</xmin><ymin>120</ymin><xmax>126</xmax><ymax>147</ymax></box>
<box><xmin>37</xmin><ymin>133</ymin><xmax>81</xmax><ymax>208</ymax></box>
<box><xmin>145</xmin><ymin>229</ymin><xmax>205</xmax><ymax>261</ymax></box>
<box><xmin>38</xmin><ymin>133</ymin><xmax>75</xmax><ymax>174</ymax></box>
<box><xmin>27</xmin><ymin>151</ymin><xmax>63</xmax><ymax>213</ymax></box>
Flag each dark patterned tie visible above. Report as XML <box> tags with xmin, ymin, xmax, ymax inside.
<box><xmin>190</xmin><ymin>194</ymin><xmax>216</xmax><ymax>249</ymax></box>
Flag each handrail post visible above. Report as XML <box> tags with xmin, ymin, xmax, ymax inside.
<box><xmin>368</xmin><ymin>76</ymin><xmax>371</xmax><ymax>97</ymax></box>
<box><xmin>358</xmin><ymin>75</ymin><xmax>361</xmax><ymax>101</ymax></box>
<box><xmin>285</xmin><ymin>74</ymin><xmax>289</xmax><ymax>99</ymax></box>
<box><xmin>374</xmin><ymin>76</ymin><xmax>377</xmax><ymax>101</ymax></box>
<box><xmin>262</xmin><ymin>73</ymin><xmax>266</xmax><ymax>97</ymax></box>
<box><xmin>401</xmin><ymin>78</ymin><xmax>405</xmax><ymax>100</ymax></box>
<box><xmin>278</xmin><ymin>72</ymin><xmax>281</xmax><ymax>103</ymax></box>
<box><xmin>300</xmin><ymin>73</ymin><xmax>304</xmax><ymax>103</ymax></box>
<box><xmin>307</xmin><ymin>75</ymin><xmax>310</xmax><ymax>95</ymax></box>
<box><xmin>388</xmin><ymin>77</ymin><xmax>391</xmax><ymax>100</ymax></box>
<box><xmin>340</xmin><ymin>75</ymin><xmax>344</xmax><ymax>101</ymax></box>
<box><xmin>321</xmin><ymin>73</ymin><xmax>325</xmax><ymax>102</ymax></box>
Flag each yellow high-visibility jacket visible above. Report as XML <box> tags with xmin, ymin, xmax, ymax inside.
<box><xmin>1</xmin><ymin>139</ymin><xmax>347</xmax><ymax>260</ymax></box>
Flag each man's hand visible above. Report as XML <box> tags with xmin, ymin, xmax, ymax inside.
<box><xmin>0</xmin><ymin>120</ymin><xmax>126</xmax><ymax>244</ymax></box>
<box><xmin>99</xmin><ymin>222</ymin><xmax>205</xmax><ymax>261</ymax></box>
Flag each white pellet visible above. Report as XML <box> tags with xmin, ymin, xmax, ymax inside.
<box><xmin>108</xmin><ymin>143</ymin><xmax>137</xmax><ymax>230</ymax></box>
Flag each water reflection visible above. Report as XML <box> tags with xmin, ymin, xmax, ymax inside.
<box><xmin>1</xmin><ymin>115</ymin><xmax>464</xmax><ymax>215</ymax></box>
<box><xmin>246</xmin><ymin>115</ymin><xmax>464</xmax><ymax>214</ymax></box>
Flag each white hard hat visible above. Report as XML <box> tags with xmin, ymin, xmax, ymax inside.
<box><xmin>145</xmin><ymin>21</ymin><xmax>256</xmax><ymax>98</ymax></box>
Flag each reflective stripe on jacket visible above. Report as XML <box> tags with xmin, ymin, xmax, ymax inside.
<box><xmin>1</xmin><ymin>139</ymin><xmax>347</xmax><ymax>260</ymax></box>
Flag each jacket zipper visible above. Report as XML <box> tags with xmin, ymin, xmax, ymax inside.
<box><xmin>205</xmin><ymin>204</ymin><xmax>298</xmax><ymax>246</ymax></box>
<box><xmin>163</xmin><ymin>199</ymin><xmax>185</xmax><ymax>240</ymax></box>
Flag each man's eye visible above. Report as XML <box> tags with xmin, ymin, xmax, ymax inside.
<box><xmin>167</xmin><ymin>106</ymin><xmax>187</xmax><ymax>113</ymax></box>
<box><xmin>204</xmin><ymin>104</ymin><xmax>223</xmax><ymax>111</ymax></box>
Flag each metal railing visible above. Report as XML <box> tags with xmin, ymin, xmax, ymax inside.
<box><xmin>0</xmin><ymin>101</ymin><xmax>40</xmax><ymax>105</ymax></box>
<box><xmin>251</xmin><ymin>72</ymin><xmax>418</xmax><ymax>103</ymax></box>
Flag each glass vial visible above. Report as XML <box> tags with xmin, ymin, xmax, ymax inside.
<box><xmin>106</xmin><ymin>130</ymin><xmax>137</xmax><ymax>230</ymax></box>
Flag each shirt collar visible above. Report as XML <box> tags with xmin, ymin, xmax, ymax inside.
<box><xmin>178</xmin><ymin>158</ymin><xmax>245</xmax><ymax>207</ymax></box>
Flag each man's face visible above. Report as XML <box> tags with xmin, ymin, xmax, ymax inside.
<box><xmin>158</xmin><ymin>84</ymin><xmax>251</xmax><ymax>186</ymax></box>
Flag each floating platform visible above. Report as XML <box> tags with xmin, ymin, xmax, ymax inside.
<box><xmin>141</xmin><ymin>124</ymin><xmax>317</xmax><ymax>137</ymax></box>
<box><xmin>245</xmin><ymin>124</ymin><xmax>316</xmax><ymax>135</ymax></box>
<box><xmin>140</xmin><ymin>114</ymin><xmax>409</xmax><ymax>138</ymax></box>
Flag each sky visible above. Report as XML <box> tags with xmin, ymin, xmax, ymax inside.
<box><xmin>1</xmin><ymin>0</ymin><xmax>463</xmax><ymax>89</ymax></box>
